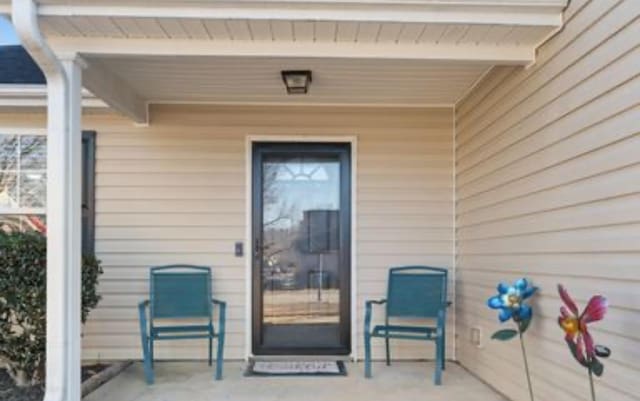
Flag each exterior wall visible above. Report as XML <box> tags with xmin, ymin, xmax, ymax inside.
<box><xmin>0</xmin><ymin>105</ymin><xmax>454</xmax><ymax>361</ymax></box>
<box><xmin>455</xmin><ymin>1</ymin><xmax>640</xmax><ymax>401</ymax></box>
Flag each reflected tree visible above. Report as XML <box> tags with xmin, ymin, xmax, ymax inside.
<box><xmin>262</xmin><ymin>162</ymin><xmax>297</xmax><ymax>264</ymax></box>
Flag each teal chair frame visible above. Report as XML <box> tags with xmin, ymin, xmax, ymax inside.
<box><xmin>138</xmin><ymin>265</ymin><xmax>226</xmax><ymax>384</ymax></box>
<box><xmin>364</xmin><ymin>266</ymin><xmax>448</xmax><ymax>384</ymax></box>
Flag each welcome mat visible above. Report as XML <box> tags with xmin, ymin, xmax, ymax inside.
<box><xmin>245</xmin><ymin>361</ymin><xmax>347</xmax><ymax>376</ymax></box>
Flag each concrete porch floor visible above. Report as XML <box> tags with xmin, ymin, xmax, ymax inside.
<box><xmin>84</xmin><ymin>361</ymin><xmax>507</xmax><ymax>401</ymax></box>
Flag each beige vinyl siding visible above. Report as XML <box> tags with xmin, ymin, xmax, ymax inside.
<box><xmin>455</xmin><ymin>1</ymin><xmax>640</xmax><ymax>401</ymax></box>
<box><xmin>0</xmin><ymin>105</ymin><xmax>454</xmax><ymax>361</ymax></box>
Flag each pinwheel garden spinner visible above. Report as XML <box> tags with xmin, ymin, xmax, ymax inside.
<box><xmin>557</xmin><ymin>285</ymin><xmax>610</xmax><ymax>401</ymax></box>
<box><xmin>487</xmin><ymin>279</ymin><xmax>538</xmax><ymax>401</ymax></box>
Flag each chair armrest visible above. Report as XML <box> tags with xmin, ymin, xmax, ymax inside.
<box><xmin>138</xmin><ymin>300</ymin><xmax>149</xmax><ymax>320</ymax></box>
<box><xmin>436</xmin><ymin>301</ymin><xmax>451</xmax><ymax>336</ymax></box>
<box><xmin>211</xmin><ymin>298</ymin><xmax>226</xmax><ymax>307</ymax></box>
<box><xmin>137</xmin><ymin>300</ymin><xmax>150</xmax><ymax>339</ymax></box>
<box><xmin>211</xmin><ymin>298</ymin><xmax>227</xmax><ymax>334</ymax></box>
<box><xmin>138</xmin><ymin>298</ymin><xmax>149</xmax><ymax>313</ymax></box>
<box><xmin>364</xmin><ymin>299</ymin><xmax>386</xmax><ymax>334</ymax></box>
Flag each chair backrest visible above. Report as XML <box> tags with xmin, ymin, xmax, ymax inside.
<box><xmin>386</xmin><ymin>266</ymin><xmax>448</xmax><ymax>319</ymax></box>
<box><xmin>150</xmin><ymin>265</ymin><xmax>212</xmax><ymax>320</ymax></box>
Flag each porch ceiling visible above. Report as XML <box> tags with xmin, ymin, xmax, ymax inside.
<box><xmin>1</xmin><ymin>0</ymin><xmax>568</xmax><ymax>122</ymax></box>
<box><xmin>86</xmin><ymin>55</ymin><xmax>490</xmax><ymax>106</ymax></box>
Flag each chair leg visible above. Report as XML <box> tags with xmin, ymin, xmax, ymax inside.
<box><xmin>141</xmin><ymin>336</ymin><xmax>154</xmax><ymax>385</ymax></box>
<box><xmin>138</xmin><ymin>303</ymin><xmax>154</xmax><ymax>384</ymax></box>
<box><xmin>441</xmin><ymin>327</ymin><xmax>446</xmax><ymax>370</ymax></box>
<box><xmin>433</xmin><ymin>337</ymin><xmax>443</xmax><ymax>386</ymax></box>
<box><xmin>208</xmin><ymin>336</ymin><xmax>213</xmax><ymax>367</ymax></box>
<box><xmin>385</xmin><ymin>336</ymin><xmax>391</xmax><ymax>366</ymax></box>
<box><xmin>215</xmin><ymin>333</ymin><xmax>224</xmax><ymax>380</ymax></box>
<box><xmin>364</xmin><ymin>333</ymin><xmax>372</xmax><ymax>378</ymax></box>
<box><xmin>149</xmin><ymin>338</ymin><xmax>154</xmax><ymax>368</ymax></box>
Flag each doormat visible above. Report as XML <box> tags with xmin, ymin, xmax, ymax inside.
<box><xmin>245</xmin><ymin>361</ymin><xmax>347</xmax><ymax>376</ymax></box>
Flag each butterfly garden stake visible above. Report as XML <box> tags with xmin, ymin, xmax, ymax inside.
<box><xmin>557</xmin><ymin>284</ymin><xmax>610</xmax><ymax>401</ymax></box>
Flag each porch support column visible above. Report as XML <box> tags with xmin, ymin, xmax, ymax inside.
<box><xmin>44</xmin><ymin>55</ymin><xmax>84</xmax><ymax>401</ymax></box>
<box><xmin>12</xmin><ymin>1</ymin><xmax>84</xmax><ymax>401</ymax></box>
<box><xmin>40</xmin><ymin>52</ymin><xmax>83</xmax><ymax>401</ymax></box>
<box><xmin>57</xmin><ymin>56</ymin><xmax>83</xmax><ymax>401</ymax></box>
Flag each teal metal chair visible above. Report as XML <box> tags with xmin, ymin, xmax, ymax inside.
<box><xmin>364</xmin><ymin>266</ymin><xmax>448</xmax><ymax>384</ymax></box>
<box><xmin>138</xmin><ymin>265</ymin><xmax>226</xmax><ymax>384</ymax></box>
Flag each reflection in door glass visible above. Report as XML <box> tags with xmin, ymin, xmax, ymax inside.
<box><xmin>261</xmin><ymin>156</ymin><xmax>341</xmax><ymax>340</ymax></box>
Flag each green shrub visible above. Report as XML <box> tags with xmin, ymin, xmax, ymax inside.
<box><xmin>0</xmin><ymin>231</ymin><xmax>103</xmax><ymax>386</ymax></box>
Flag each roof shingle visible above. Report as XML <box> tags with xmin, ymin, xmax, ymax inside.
<box><xmin>0</xmin><ymin>45</ymin><xmax>45</xmax><ymax>84</ymax></box>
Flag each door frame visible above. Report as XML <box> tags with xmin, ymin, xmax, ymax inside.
<box><xmin>245</xmin><ymin>135</ymin><xmax>357</xmax><ymax>360</ymax></box>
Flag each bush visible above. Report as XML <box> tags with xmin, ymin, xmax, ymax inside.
<box><xmin>0</xmin><ymin>232</ymin><xmax>103</xmax><ymax>386</ymax></box>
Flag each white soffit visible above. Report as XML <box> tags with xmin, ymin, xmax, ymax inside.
<box><xmin>89</xmin><ymin>55</ymin><xmax>491</xmax><ymax>106</ymax></box>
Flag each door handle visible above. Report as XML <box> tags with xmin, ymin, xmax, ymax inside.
<box><xmin>254</xmin><ymin>239</ymin><xmax>261</xmax><ymax>257</ymax></box>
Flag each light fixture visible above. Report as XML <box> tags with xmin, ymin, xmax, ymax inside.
<box><xmin>281</xmin><ymin>70</ymin><xmax>312</xmax><ymax>95</ymax></box>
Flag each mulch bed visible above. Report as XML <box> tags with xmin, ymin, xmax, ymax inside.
<box><xmin>81</xmin><ymin>364</ymin><xmax>110</xmax><ymax>383</ymax></box>
<box><xmin>0</xmin><ymin>369</ymin><xmax>44</xmax><ymax>401</ymax></box>
<box><xmin>0</xmin><ymin>364</ymin><xmax>111</xmax><ymax>401</ymax></box>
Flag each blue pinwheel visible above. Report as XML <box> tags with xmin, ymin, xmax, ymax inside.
<box><xmin>487</xmin><ymin>278</ymin><xmax>539</xmax><ymax>401</ymax></box>
<box><xmin>487</xmin><ymin>278</ymin><xmax>537</xmax><ymax>324</ymax></box>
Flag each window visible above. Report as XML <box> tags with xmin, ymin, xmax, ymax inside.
<box><xmin>0</xmin><ymin>130</ymin><xmax>97</xmax><ymax>255</ymax></box>
<box><xmin>0</xmin><ymin>132</ymin><xmax>46</xmax><ymax>233</ymax></box>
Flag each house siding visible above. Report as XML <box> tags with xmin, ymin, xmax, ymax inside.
<box><xmin>0</xmin><ymin>105</ymin><xmax>454</xmax><ymax>361</ymax></box>
<box><xmin>455</xmin><ymin>1</ymin><xmax>640</xmax><ymax>401</ymax></box>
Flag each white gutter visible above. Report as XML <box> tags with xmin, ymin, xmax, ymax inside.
<box><xmin>35</xmin><ymin>1</ymin><xmax>567</xmax><ymax>26</ymax></box>
<box><xmin>0</xmin><ymin>85</ymin><xmax>107</xmax><ymax>108</ymax></box>
<box><xmin>12</xmin><ymin>1</ymin><xmax>82</xmax><ymax>401</ymax></box>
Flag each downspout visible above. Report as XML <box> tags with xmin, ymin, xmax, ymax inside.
<box><xmin>11</xmin><ymin>1</ymin><xmax>75</xmax><ymax>401</ymax></box>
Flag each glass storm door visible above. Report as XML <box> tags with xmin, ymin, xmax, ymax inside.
<box><xmin>252</xmin><ymin>142</ymin><xmax>351</xmax><ymax>355</ymax></box>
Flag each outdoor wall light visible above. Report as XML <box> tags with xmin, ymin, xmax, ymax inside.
<box><xmin>281</xmin><ymin>70</ymin><xmax>312</xmax><ymax>94</ymax></box>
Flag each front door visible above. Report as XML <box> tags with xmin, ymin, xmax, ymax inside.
<box><xmin>252</xmin><ymin>142</ymin><xmax>351</xmax><ymax>355</ymax></box>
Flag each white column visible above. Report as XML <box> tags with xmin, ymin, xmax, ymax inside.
<box><xmin>44</xmin><ymin>57</ymin><xmax>83</xmax><ymax>401</ymax></box>
<box><xmin>64</xmin><ymin>56</ymin><xmax>83</xmax><ymax>401</ymax></box>
<box><xmin>12</xmin><ymin>1</ymin><xmax>84</xmax><ymax>399</ymax></box>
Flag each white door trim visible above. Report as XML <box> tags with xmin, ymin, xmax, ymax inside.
<box><xmin>244</xmin><ymin>135</ymin><xmax>358</xmax><ymax>361</ymax></box>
